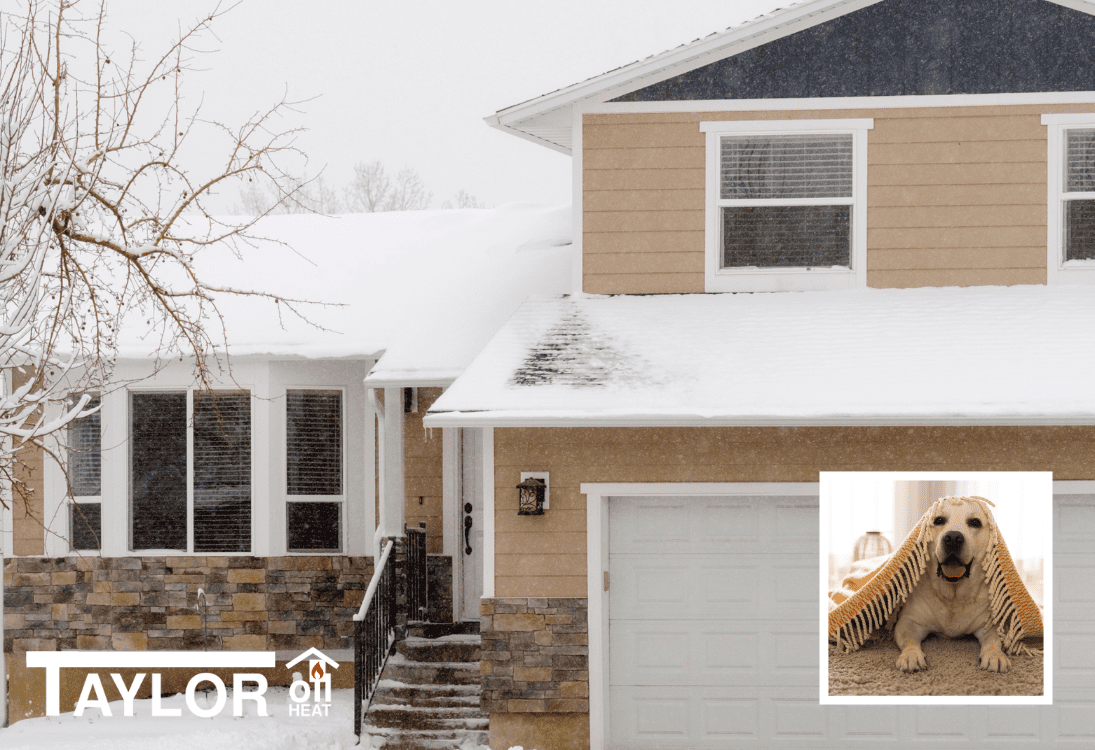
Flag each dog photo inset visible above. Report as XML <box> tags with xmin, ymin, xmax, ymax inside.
<box><xmin>820</xmin><ymin>472</ymin><xmax>1051</xmax><ymax>704</ymax></box>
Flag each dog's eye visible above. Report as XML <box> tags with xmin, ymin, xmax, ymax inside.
<box><xmin>968</xmin><ymin>518</ymin><xmax>982</xmax><ymax>528</ymax></box>
<box><xmin>933</xmin><ymin>516</ymin><xmax>946</xmax><ymax>525</ymax></box>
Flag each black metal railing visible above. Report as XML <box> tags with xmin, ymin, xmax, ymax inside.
<box><xmin>407</xmin><ymin>523</ymin><xmax>428</xmax><ymax>622</ymax></box>
<box><xmin>353</xmin><ymin>539</ymin><xmax>396</xmax><ymax>740</ymax></box>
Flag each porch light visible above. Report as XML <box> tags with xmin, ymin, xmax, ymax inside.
<box><xmin>517</xmin><ymin>475</ymin><xmax>547</xmax><ymax>516</ymax></box>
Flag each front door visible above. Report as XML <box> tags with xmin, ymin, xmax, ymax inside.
<box><xmin>459</xmin><ymin>428</ymin><xmax>484</xmax><ymax>621</ymax></box>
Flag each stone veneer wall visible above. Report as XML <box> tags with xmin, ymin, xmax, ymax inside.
<box><xmin>480</xmin><ymin>597</ymin><xmax>588</xmax><ymax>713</ymax></box>
<box><xmin>3</xmin><ymin>555</ymin><xmax>373</xmax><ymax>653</ymax></box>
<box><xmin>426</xmin><ymin>555</ymin><xmax>453</xmax><ymax>623</ymax></box>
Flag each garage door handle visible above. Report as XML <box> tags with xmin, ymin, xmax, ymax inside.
<box><xmin>604</xmin><ymin>571</ymin><xmax>610</xmax><ymax>591</ymax></box>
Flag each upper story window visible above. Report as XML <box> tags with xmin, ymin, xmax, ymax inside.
<box><xmin>1043</xmin><ymin>114</ymin><xmax>1095</xmax><ymax>284</ymax></box>
<box><xmin>130</xmin><ymin>390</ymin><xmax>252</xmax><ymax>553</ymax></box>
<box><xmin>701</xmin><ymin>119</ymin><xmax>872</xmax><ymax>293</ymax></box>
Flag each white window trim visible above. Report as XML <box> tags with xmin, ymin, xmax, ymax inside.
<box><xmin>284</xmin><ymin>386</ymin><xmax>347</xmax><ymax>553</ymax></box>
<box><xmin>1042</xmin><ymin>113</ymin><xmax>1095</xmax><ymax>284</ymax></box>
<box><xmin>701</xmin><ymin>118</ymin><xmax>872</xmax><ymax>293</ymax></box>
<box><xmin>127</xmin><ymin>386</ymin><xmax>255</xmax><ymax>555</ymax></box>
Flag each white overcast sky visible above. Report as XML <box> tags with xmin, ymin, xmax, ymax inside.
<box><xmin>99</xmin><ymin>0</ymin><xmax>786</xmax><ymax>212</ymax></box>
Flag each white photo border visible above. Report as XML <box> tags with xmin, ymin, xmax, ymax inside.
<box><xmin>818</xmin><ymin>470</ymin><xmax>1053</xmax><ymax>706</ymax></box>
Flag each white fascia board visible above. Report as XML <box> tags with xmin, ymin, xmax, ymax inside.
<box><xmin>482</xmin><ymin>117</ymin><xmax>574</xmax><ymax>156</ymax></box>
<box><xmin>1048</xmin><ymin>0</ymin><xmax>1095</xmax><ymax>15</ymax></box>
<box><xmin>597</xmin><ymin>91</ymin><xmax>1095</xmax><ymax>114</ymax></box>
<box><xmin>423</xmin><ymin>412</ymin><xmax>1095</xmax><ymax>428</ymax></box>
<box><xmin>363</xmin><ymin>376</ymin><xmax>456</xmax><ymax>390</ymax></box>
<box><xmin>489</xmin><ymin>0</ymin><xmax>879</xmax><ymax>134</ymax></box>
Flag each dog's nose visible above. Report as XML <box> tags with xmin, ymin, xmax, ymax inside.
<box><xmin>942</xmin><ymin>530</ymin><xmax>965</xmax><ymax>552</ymax></box>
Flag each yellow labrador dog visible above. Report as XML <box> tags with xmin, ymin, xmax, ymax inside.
<box><xmin>893</xmin><ymin>496</ymin><xmax>1011</xmax><ymax>673</ymax></box>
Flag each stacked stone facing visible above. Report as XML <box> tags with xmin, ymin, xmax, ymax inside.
<box><xmin>480</xmin><ymin>597</ymin><xmax>589</xmax><ymax>714</ymax></box>
<box><xmin>3</xmin><ymin>555</ymin><xmax>373</xmax><ymax>653</ymax></box>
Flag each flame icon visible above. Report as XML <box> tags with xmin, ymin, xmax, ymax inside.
<box><xmin>311</xmin><ymin>662</ymin><xmax>324</xmax><ymax>680</ymax></box>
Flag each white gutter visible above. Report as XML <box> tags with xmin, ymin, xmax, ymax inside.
<box><xmin>423</xmin><ymin>412</ymin><xmax>1095</xmax><ymax>429</ymax></box>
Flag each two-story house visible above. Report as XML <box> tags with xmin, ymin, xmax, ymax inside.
<box><xmin>423</xmin><ymin>0</ymin><xmax>1095</xmax><ymax>748</ymax></box>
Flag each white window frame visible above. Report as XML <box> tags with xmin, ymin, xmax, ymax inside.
<box><xmin>127</xmin><ymin>386</ymin><xmax>255</xmax><ymax>555</ymax></box>
<box><xmin>68</xmin><ymin>394</ymin><xmax>102</xmax><ymax>551</ymax></box>
<box><xmin>1042</xmin><ymin>113</ymin><xmax>1095</xmax><ymax>284</ymax></box>
<box><xmin>701</xmin><ymin>118</ymin><xmax>872</xmax><ymax>293</ymax></box>
<box><xmin>284</xmin><ymin>386</ymin><xmax>346</xmax><ymax>553</ymax></box>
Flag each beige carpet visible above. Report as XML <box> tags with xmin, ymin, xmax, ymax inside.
<box><xmin>828</xmin><ymin>634</ymin><xmax>1044</xmax><ymax>697</ymax></box>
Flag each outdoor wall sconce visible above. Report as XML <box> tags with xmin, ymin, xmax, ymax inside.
<box><xmin>517</xmin><ymin>472</ymin><xmax>549</xmax><ymax>515</ymax></box>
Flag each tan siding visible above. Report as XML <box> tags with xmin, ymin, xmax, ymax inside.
<box><xmin>869</xmin><ymin>184</ymin><xmax>1043</xmax><ymax>207</ymax></box>
<box><xmin>584</xmin><ymin>252</ymin><xmax>704</xmax><ymax>275</ymax></box>
<box><xmin>868</xmin><ymin>247</ymin><xmax>1045</xmax><ymax>270</ymax></box>
<box><xmin>584</xmin><ymin>231</ymin><xmax>703</xmax><ymax>255</ymax></box>
<box><xmin>494</xmin><ymin>425</ymin><xmax>1095</xmax><ymax>596</ymax></box>
<box><xmin>584</xmin><ymin>273</ymin><xmax>704</xmax><ymax>295</ymax></box>
<box><xmin>582</xmin><ymin>103</ymin><xmax>1095</xmax><ymax>293</ymax></box>
<box><xmin>12</xmin><ymin>368</ymin><xmax>44</xmax><ymax>556</ymax></box>
<box><xmin>403</xmin><ymin>388</ymin><xmax>444</xmax><ymax>554</ymax></box>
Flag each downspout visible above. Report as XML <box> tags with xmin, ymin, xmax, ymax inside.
<box><xmin>1</xmin><ymin>369</ymin><xmax>10</xmax><ymax>727</ymax></box>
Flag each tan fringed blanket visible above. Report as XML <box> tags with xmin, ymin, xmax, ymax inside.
<box><xmin>828</xmin><ymin>496</ymin><xmax>1043</xmax><ymax>656</ymax></box>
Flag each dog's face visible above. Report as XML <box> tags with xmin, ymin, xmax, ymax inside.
<box><xmin>926</xmin><ymin>496</ymin><xmax>995</xmax><ymax>581</ymax></box>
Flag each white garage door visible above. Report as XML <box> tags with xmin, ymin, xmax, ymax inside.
<box><xmin>607</xmin><ymin>492</ymin><xmax>1095</xmax><ymax>749</ymax></box>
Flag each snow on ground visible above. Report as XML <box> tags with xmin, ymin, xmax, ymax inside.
<box><xmin>0</xmin><ymin>688</ymin><xmax>524</xmax><ymax>750</ymax></box>
<box><xmin>427</xmin><ymin>285</ymin><xmax>1095</xmax><ymax>424</ymax></box>
<box><xmin>0</xmin><ymin>688</ymin><xmax>357</xmax><ymax>750</ymax></box>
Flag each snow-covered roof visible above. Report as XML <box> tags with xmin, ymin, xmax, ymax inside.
<box><xmin>424</xmin><ymin>286</ymin><xmax>1095</xmax><ymax>426</ymax></box>
<box><xmin>117</xmin><ymin>203</ymin><xmax>572</xmax><ymax>385</ymax></box>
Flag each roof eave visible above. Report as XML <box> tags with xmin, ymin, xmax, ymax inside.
<box><xmin>423</xmin><ymin>412</ymin><xmax>1095</xmax><ymax>429</ymax></box>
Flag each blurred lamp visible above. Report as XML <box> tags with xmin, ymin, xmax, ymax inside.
<box><xmin>853</xmin><ymin>531</ymin><xmax>893</xmax><ymax>561</ymax></box>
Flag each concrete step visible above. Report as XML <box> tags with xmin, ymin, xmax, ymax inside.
<box><xmin>397</xmin><ymin>636</ymin><xmax>481</xmax><ymax>664</ymax></box>
<box><xmin>373</xmin><ymin>682</ymin><xmax>482</xmax><ymax>709</ymax></box>
<box><xmin>406</xmin><ymin>621</ymin><xmax>480</xmax><ymax>639</ymax></box>
<box><xmin>368</xmin><ymin>704</ymin><xmax>487</xmax><ymax>731</ymax></box>
<box><xmin>362</xmin><ymin>728</ymin><xmax>489</xmax><ymax>750</ymax></box>
<box><xmin>383</xmin><ymin>658</ymin><xmax>482</xmax><ymax>686</ymax></box>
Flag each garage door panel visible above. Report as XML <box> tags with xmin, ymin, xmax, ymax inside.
<box><xmin>610</xmin><ymin>495</ymin><xmax>817</xmax><ymax>555</ymax></box>
<box><xmin>1056</xmin><ymin>495</ymin><xmax>1095</xmax><ymax>554</ymax></box>
<box><xmin>611</xmin><ymin>553</ymin><xmax>816</xmax><ymax>620</ymax></box>
<box><xmin>611</xmin><ymin>619</ymin><xmax>815</xmax><ymax>686</ymax></box>
<box><xmin>1056</xmin><ymin>688</ymin><xmax>1095</xmax><ymax>740</ymax></box>
<box><xmin>611</xmin><ymin>686</ymin><xmax>833</xmax><ymax>748</ymax></box>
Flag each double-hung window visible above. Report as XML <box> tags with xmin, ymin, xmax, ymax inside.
<box><xmin>285</xmin><ymin>389</ymin><xmax>343</xmax><ymax>552</ymax></box>
<box><xmin>69</xmin><ymin>395</ymin><xmax>102</xmax><ymax>551</ymax></box>
<box><xmin>701</xmin><ymin>119</ymin><xmax>872</xmax><ymax>292</ymax></box>
<box><xmin>1043</xmin><ymin>114</ymin><xmax>1095</xmax><ymax>283</ymax></box>
<box><xmin>129</xmin><ymin>390</ymin><xmax>252</xmax><ymax>552</ymax></box>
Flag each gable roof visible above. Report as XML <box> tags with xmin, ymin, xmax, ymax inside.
<box><xmin>424</xmin><ymin>287</ymin><xmax>1095</xmax><ymax>426</ymax></box>
<box><xmin>488</xmin><ymin>0</ymin><xmax>1095</xmax><ymax>154</ymax></box>
<box><xmin>116</xmin><ymin>204</ymin><xmax>572</xmax><ymax>387</ymax></box>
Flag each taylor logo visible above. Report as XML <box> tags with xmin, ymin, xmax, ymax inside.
<box><xmin>285</xmin><ymin>647</ymin><xmax>339</xmax><ymax>717</ymax></box>
<box><xmin>27</xmin><ymin>651</ymin><xmax>275</xmax><ymax>717</ymax></box>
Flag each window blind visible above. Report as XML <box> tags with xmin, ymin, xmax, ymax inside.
<box><xmin>130</xmin><ymin>392</ymin><xmax>187</xmax><ymax>550</ymax></box>
<box><xmin>1067</xmin><ymin>129</ymin><xmax>1095</xmax><ymax>192</ymax></box>
<box><xmin>69</xmin><ymin>396</ymin><xmax>101</xmax><ymax>497</ymax></box>
<box><xmin>193</xmin><ymin>391</ymin><xmax>251</xmax><ymax>553</ymax></box>
<box><xmin>286</xmin><ymin>390</ymin><xmax>342</xmax><ymax>495</ymax></box>
<box><xmin>720</xmin><ymin>133</ymin><xmax>853</xmax><ymax>200</ymax></box>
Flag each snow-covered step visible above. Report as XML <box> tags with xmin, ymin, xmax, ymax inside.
<box><xmin>397</xmin><ymin>636</ymin><xmax>481</xmax><ymax>663</ymax></box>
<box><xmin>363</xmin><ymin>631</ymin><xmax>487</xmax><ymax>750</ymax></box>
<box><xmin>382</xmin><ymin>657</ymin><xmax>482</xmax><ymax>686</ymax></box>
